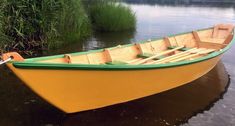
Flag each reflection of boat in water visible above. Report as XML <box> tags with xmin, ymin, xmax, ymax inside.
<box><xmin>1</xmin><ymin>24</ymin><xmax>234</xmax><ymax>113</ymax></box>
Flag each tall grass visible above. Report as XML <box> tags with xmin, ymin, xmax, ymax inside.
<box><xmin>0</xmin><ymin>0</ymin><xmax>11</xmax><ymax>52</ymax></box>
<box><xmin>48</xmin><ymin>0</ymin><xmax>91</xmax><ymax>48</ymax></box>
<box><xmin>88</xmin><ymin>1</ymin><xmax>136</xmax><ymax>32</ymax></box>
<box><xmin>0</xmin><ymin>0</ymin><xmax>137</xmax><ymax>55</ymax></box>
<box><xmin>0</xmin><ymin>0</ymin><xmax>91</xmax><ymax>54</ymax></box>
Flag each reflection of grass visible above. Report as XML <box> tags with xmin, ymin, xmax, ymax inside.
<box><xmin>94</xmin><ymin>29</ymin><xmax>136</xmax><ymax>46</ymax></box>
<box><xmin>0</xmin><ymin>0</ymin><xmax>91</xmax><ymax>53</ymax></box>
<box><xmin>89</xmin><ymin>1</ymin><xmax>136</xmax><ymax>32</ymax></box>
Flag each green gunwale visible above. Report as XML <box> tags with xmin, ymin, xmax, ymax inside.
<box><xmin>12</xmin><ymin>28</ymin><xmax>235</xmax><ymax>70</ymax></box>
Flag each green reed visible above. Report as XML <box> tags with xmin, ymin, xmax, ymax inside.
<box><xmin>87</xmin><ymin>0</ymin><xmax>136</xmax><ymax>32</ymax></box>
<box><xmin>0</xmin><ymin>0</ymin><xmax>137</xmax><ymax>55</ymax></box>
<box><xmin>0</xmin><ymin>0</ymin><xmax>91</xmax><ymax>54</ymax></box>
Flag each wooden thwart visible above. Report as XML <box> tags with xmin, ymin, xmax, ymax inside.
<box><xmin>198</xmin><ymin>42</ymin><xmax>227</xmax><ymax>50</ymax></box>
<box><xmin>192</xmin><ymin>27</ymin><xmax>233</xmax><ymax>46</ymax></box>
<box><xmin>131</xmin><ymin>46</ymin><xmax>184</xmax><ymax>65</ymax></box>
<box><xmin>169</xmin><ymin>49</ymin><xmax>215</xmax><ymax>63</ymax></box>
<box><xmin>145</xmin><ymin>48</ymin><xmax>198</xmax><ymax>65</ymax></box>
<box><xmin>145</xmin><ymin>48</ymin><xmax>216</xmax><ymax>65</ymax></box>
<box><xmin>213</xmin><ymin>24</ymin><xmax>234</xmax><ymax>38</ymax></box>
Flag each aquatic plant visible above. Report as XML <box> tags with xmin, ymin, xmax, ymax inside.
<box><xmin>0</xmin><ymin>0</ymin><xmax>91</xmax><ymax>54</ymax></box>
<box><xmin>88</xmin><ymin>1</ymin><xmax>136</xmax><ymax>32</ymax></box>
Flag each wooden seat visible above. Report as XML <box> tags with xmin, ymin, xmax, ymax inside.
<box><xmin>105</xmin><ymin>44</ymin><xmax>144</xmax><ymax>65</ymax></box>
<box><xmin>145</xmin><ymin>48</ymin><xmax>198</xmax><ymax>65</ymax></box>
<box><xmin>108</xmin><ymin>45</ymin><xmax>184</xmax><ymax>65</ymax></box>
<box><xmin>212</xmin><ymin>24</ymin><xmax>234</xmax><ymax>39</ymax></box>
<box><xmin>193</xmin><ymin>24</ymin><xmax>234</xmax><ymax>46</ymax></box>
<box><xmin>200</xmin><ymin>38</ymin><xmax>225</xmax><ymax>44</ymax></box>
<box><xmin>145</xmin><ymin>47</ymin><xmax>217</xmax><ymax>65</ymax></box>
<box><xmin>131</xmin><ymin>46</ymin><xmax>184</xmax><ymax>65</ymax></box>
<box><xmin>197</xmin><ymin>42</ymin><xmax>227</xmax><ymax>50</ymax></box>
<box><xmin>106</xmin><ymin>43</ymin><xmax>150</xmax><ymax>65</ymax></box>
<box><xmin>129</xmin><ymin>38</ymin><xmax>179</xmax><ymax>64</ymax></box>
<box><xmin>169</xmin><ymin>49</ymin><xmax>215</xmax><ymax>63</ymax></box>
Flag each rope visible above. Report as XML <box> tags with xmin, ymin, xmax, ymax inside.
<box><xmin>0</xmin><ymin>57</ymin><xmax>12</xmax><ymax>65</ymax></box>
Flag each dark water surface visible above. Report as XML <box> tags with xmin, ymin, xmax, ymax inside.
<box><xmin>1</xmin><ymin>1</ymin><xmax>235</xmax><ymax>126</ymax></box>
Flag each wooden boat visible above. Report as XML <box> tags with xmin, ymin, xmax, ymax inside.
<box><xmin>1</xmin><ymin>24</ymin><xmax>234</xmax><ymax>113</ymax></box>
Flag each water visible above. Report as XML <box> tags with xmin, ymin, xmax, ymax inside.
<box><xmin>1</xmin><ymin>1</ymin><xmax>235</xmax><ymax>126</ymax></box>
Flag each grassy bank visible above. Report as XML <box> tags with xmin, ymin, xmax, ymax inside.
<box><xmin>0</xmin><ymin>0</ymin><xmax>136</xmax><ymax>55</ymax></box>
<box><xmin>87</xmin><ymin>1</ymin><xmax>136</xmax><ymax>32</ymax></box>
<box><xmin>0</xmin><ymin>0</ymin><xmax>91</xmax><ymax>54</ymax></box>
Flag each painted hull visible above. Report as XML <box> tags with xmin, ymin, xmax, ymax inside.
<box><xmin>2</xmin><ymin>24</ymin><xmax>234</xmax><ymax>113</ymax></box>
<box><xmin>6</xmin><ymin>55</ymin><xmax>221</xmax><ymax>113</ymax></box>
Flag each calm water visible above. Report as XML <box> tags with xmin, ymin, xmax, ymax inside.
<box><xmin>1</xmin><ymin>2</ymin><xmax>235</xmax><ymax>126</ymax></box>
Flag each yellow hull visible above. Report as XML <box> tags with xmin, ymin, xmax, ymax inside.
<box><xmin>6</xmin><ymin>56</ymin><xmax>220</xmax><ymax>113</ymax></box>
<box><xmin>2</xmin><ymin>24</ymin><xmax>234</xmax><ymax>113</ymax></box>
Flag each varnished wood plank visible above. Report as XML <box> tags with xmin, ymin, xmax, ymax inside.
<box><xmin>145</xmin><ymin>48</ymin><xmax>198</xmax><ymax>65</ymax></box>
<box><xmin>198</xmin><ymin>42</ymin><xmax>226</xmax><ymax>50</ymax></box>
<box><xmin>212</xmin><ymin>25</ymin><xmax>219</xmax><ymax>38</ymax></box>
<box><xmin>104</xmin><ymin>49</ymin><xmax>113</xmax><ymax>62</ymax></box>
<box><xmin>164</xmin><ymin>37</ymin><xmax>171</xmax><ymax>47</ymax></box>
<box><xmin>192</xmin><ymin>31</ymin><xmax>201</xmax><ymax>47</ymax></box>
<box><xmin>224</xmin><ymin>34</ymin><xmax>233</xmax><ymax>45</ymax></box>
<box><xmin>135</xmin><ymin>43</ymin><xmax>145</xmax><ymax>54</ymax></box>
<box><xmin>174</xmin><ymin>37</ymin><xmax>179</xmax><ymax>46</ymax></box>
<box><xmin>132</xmin><ymin>46</ymin><xmax>184</xmax><ymax>65</ymax></box>
<box><xmin>213</xmin><ymin>24</ymin><xmax>234</xmax><ymax>38</ymax></box>
<box><xmin>87</xmin><ymin>54</ymin><xmax>97</xmax><ymax>64</ymax></box>
<box><xmin>169</xmin><ymin>49</ymin><xmax>215</xmax><ymax>63</ymax></box>
<box><xmin>200</xmin><ymin>38</ymin><xmax>225</xmax><ymax>44</ymax></box>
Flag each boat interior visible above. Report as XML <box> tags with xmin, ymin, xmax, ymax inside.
<box><xmin>38</xmin><ymin>24</ymin><xmax>234</xmax><ymax>65</ymax></box>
